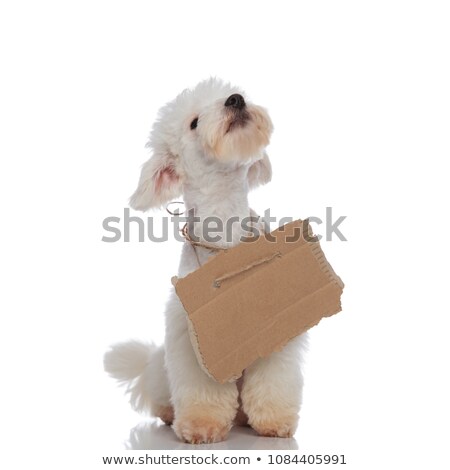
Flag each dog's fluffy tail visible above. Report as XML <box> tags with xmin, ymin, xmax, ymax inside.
<box><xmin>104</xmin><ymin>340</ymin><xmax>169</xmax><ymax>415</ymax></box>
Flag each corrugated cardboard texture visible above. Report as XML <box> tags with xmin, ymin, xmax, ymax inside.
<box><xmin>173</xmin><ymin>219</ymin><xmax>344</xmax><ymax>384</ymax></box>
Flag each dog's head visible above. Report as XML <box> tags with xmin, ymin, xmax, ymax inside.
<box><xmin>130</xmin><ymin>78</ymin><xmax>273</xmax><ymax>211</ymax></box>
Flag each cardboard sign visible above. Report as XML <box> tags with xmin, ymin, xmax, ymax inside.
<box><xmin>172</xmin><ymin>219</ymin><xmax>344</xmax><ymax>384</ymax></box>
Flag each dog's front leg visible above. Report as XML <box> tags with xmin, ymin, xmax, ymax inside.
<box><xmin>240</xmin><ymin>334</ymin><xmax>307</xmax><ymax>438</ymax></box>
<box><xmin>165</xmin><ymin>292</ymin><xmax>238</xmax><ymax>444</ymax></box>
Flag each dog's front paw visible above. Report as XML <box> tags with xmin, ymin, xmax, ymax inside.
<box><xmin>173</xmin><ymin>406</ymin><xmax>232</xmax><ymax>444</ymax></box>
<box><xmin>249</xmin><ymin>413</ymin><xmax>298</xmax><ymax>438</ymax></box>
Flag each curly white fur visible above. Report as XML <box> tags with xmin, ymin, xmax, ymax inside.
<box><xmin>104</xmin><ymin>78</ymin><xmax>307</xmax><ymax>444</ymax></box>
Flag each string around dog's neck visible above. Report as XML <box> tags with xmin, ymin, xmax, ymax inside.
<box><xmin>166</xmin><ymin>202</ymin><xmax>227</xmax><ymax>267</ymax></box>
<box><xmin>181</xmin><ymin>222</ymin><xmax>227</xmax><ymax>267</ymax></box>
<box><xmin>166</xmin><ymin>201</ymin><xmax>255</xmax><ymax>267</ymax></box>
<box><xmin>180</xmin><ymin>223</ymin><xmax>227</xmax><ymax>253</ymax></box>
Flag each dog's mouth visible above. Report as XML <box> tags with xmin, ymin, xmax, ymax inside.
<box><xmin>225</xmin><ymin>110</ymin><xmax>250</xmax><ymax>134</ymax></box>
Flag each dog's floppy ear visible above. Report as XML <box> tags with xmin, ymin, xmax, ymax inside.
<box><xmin>129</xmin><ymin>148</ymin><xmax>182</xmax><ymax>211</ymax></box>
<box><xmin>247</xmin><ymin>152</ymin><xmax>272</xmax><ymax>189</ymax></box>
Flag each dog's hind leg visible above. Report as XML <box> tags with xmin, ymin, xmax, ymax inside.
<box><xmin>104</xmin><ymin>340</ymin><xmax>173</xmax><ymax>424</ymax></box>
<box><xmin>165</xmin><ymin>291</ymin><xmax>239</xmax><ymax>444</ymax></box>
<box><xmin>143</xmin><ymin>344</ymin><xmax>173</xmax><ymax>425</ymax></box>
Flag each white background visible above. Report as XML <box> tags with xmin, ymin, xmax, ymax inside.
<box><xmin>1</xmin><ymin>1</ymin><xmax>449</xmax><ymax>468</ymax></box>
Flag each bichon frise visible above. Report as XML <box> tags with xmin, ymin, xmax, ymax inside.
<box><xmin>104</xmin><ymin>78</ymin><xmax>307</xmax><ymax>444</ymax></box>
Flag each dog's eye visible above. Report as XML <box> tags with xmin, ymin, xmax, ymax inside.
<box><xmin>190</xmin><ymin>117</ymin><xmax>198</xmax><ymax>130</ymax></box>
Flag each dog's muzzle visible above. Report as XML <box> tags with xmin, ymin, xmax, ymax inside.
<box><xmin>225</xmin><ymin>94</ymin><xmax>249</xmax><ymax>133</ymax></box>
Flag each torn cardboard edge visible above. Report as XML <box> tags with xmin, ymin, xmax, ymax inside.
<box><xmin>172</xmin><ymin>219</ymin><xmax>344</xmax><ymax>384</ymax></box>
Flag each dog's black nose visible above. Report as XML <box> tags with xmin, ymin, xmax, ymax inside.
<box><xmin>225</xmin><ymin>94</ymin><xmax>246</xmax><ymax>110</ymax></box>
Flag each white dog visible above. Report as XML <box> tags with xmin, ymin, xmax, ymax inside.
<box><xmin>104</xmin><ymin>78</ymin><xmax>307</xmax><ymax>444</ymax></box>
